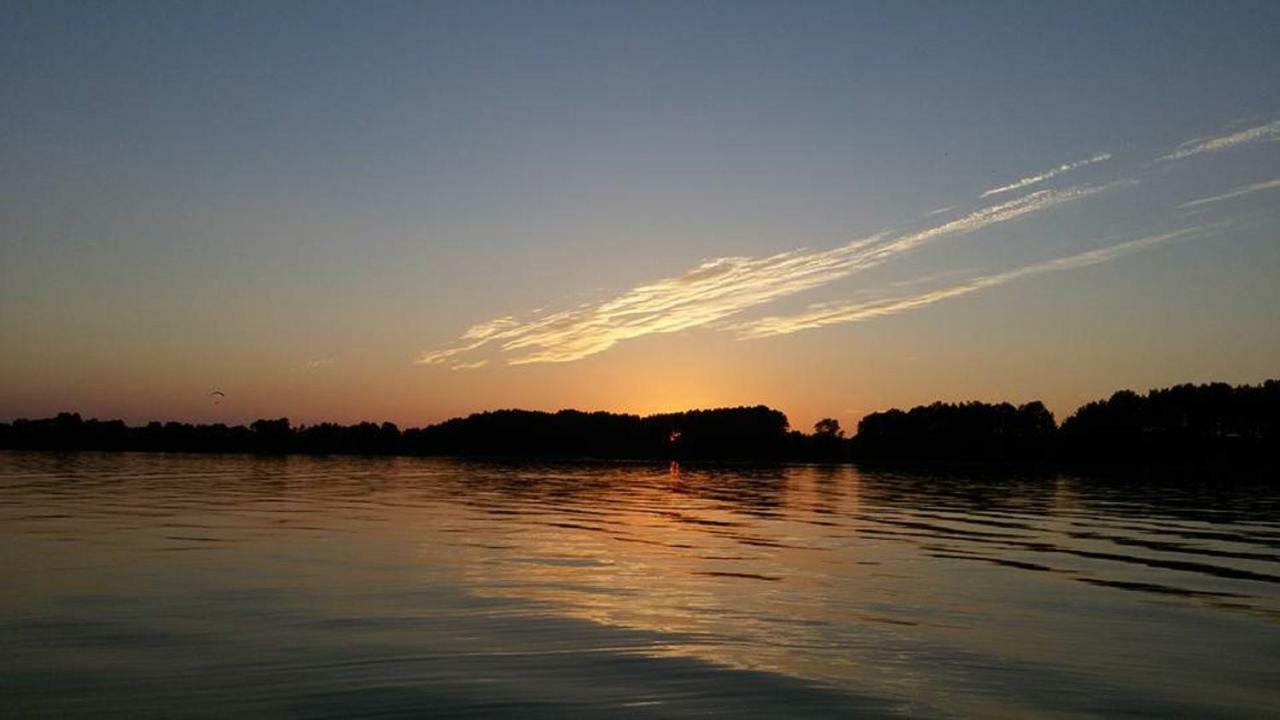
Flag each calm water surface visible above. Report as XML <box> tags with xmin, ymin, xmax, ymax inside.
<box><xmin>3</xmin><ymin>451</ymin><xmax>1279</xmax><ymax>718</ymax></box>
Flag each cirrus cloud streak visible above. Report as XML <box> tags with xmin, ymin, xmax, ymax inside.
<box><xmin>413</xmin><ymin>116</ymin><xmax>1277</xmax><ymax>370</ymax></box>
<box><xmin>417</xmin><ymin>183</ymin><xmax>1114</xmax><ymax>367</ymax></box>
<box><xmin>980</xmin><ymin>153</ymin><xmax>1111</xmax><ymax>198</ymax></box>
<box><xmin>1158</xmin><ymin>120</ymin><xmax>1280</xmax><ymax>162</ymax></box>
<box><xmin>1178</xmin><ymin>178</ymin><xmax>1280</xmax><ymax>209</ymax></box>
<box><xmin>729</xmin><ymin>227</ymin><xmax>1207</xmax><ymax>339</ymax></box>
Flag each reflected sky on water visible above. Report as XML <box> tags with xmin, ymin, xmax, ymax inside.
<box><xmin>3</xmin><ymin>452</ymin><xmax>1279</xmax><ymax>717</ymax></box>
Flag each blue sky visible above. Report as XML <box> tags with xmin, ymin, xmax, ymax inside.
<box><xmin>2</xmin><ymin>1</ymin><xmax>1278</xmax><ymax>427</ymax></box>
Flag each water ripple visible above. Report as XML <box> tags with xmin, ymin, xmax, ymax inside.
<box><xmin>3</xmin><ymin>451</ymin><xmax>1279</xmax><ymax>718</ymax></box>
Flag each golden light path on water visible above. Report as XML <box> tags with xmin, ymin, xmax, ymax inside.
<box><xmin>4</xmin><ymin>453</ymin><xmax>1280</xmax><ymax>717</ymax></box>
<box><xmin>370</xmin><ymin>461</ymin><xmax>1280</xmax><ymax>716</ymax></box>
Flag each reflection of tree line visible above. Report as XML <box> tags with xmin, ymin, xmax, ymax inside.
<box><xmin>1</xmin><ymin>380</ymin><xmax>1276</xmax><ymax>466</ymax></box>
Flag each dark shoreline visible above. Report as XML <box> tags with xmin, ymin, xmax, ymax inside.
<box><xmin>2</xmin><ymin>379</ymin><xmax>1276</xmax><ymax>470</ymax></box>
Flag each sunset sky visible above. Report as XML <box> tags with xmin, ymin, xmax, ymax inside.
<box><xmin>3</xmin><ymin>1</ymin><xmax>1279</xmax><ymax>431</ymax></box>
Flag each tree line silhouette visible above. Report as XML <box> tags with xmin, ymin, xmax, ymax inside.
<box><xmin>1</xmin><ymin>380</ymin><xmax>1276</xmax><ymax>466</ymax></box>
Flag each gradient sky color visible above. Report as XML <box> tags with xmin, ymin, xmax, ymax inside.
<box><xmin>3</xmin><ymin>1</ymin><xmax>1279</xmax><ymax>431</ymax></box>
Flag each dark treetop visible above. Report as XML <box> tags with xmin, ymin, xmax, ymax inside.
<box><xmin>1</xmin><ymin>380</ymin><xmax>1276</xmax><ymax>466</ymax></box>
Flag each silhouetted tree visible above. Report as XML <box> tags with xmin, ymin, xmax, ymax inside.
<box><xmin>1</xmin><ymin>379</ymin><xmax>1276</xmax><ymax>466</ymax></box>
<box><xmin>851</xmin><ymin>400</ymin><xmax>1056</xmax><ymax>461</ymax></box>
<box><xmin>1060</xmin><ymin>380</ymin><xmax>1278</xmax><ymax>464</ymax></box>
<box><xmin>251</xmin><ymin>418</ymin><xmax>291</xmax><ymax>453</ymax></box>
<box><xmin>814</xmin><ymin>418</ymin><xmax>844</xmax><ymax>438</ymax></box>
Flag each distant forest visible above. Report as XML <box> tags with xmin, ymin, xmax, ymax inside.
<box><xmin>1</xmin><ymin>380</ymin><xmax>1276</xmax><ymax>466</ymax></box>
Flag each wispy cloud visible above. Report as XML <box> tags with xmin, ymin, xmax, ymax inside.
<box><xmin>980</xmin><ymin>153</ymin><xmax>1111</xmax><ymax>198</ymax></box>
<box><xmin>412</xmin><ymin>116</ymin><xmax>1274</xmax><ymax>369</ymax></box>
<box><xmin>418</xmin><ymin>235</ymin><xmax>885</xmax><ymax>366</ymax></box>
<box><xmin>866</xmin><ymin>182</ymin><xmax>1118</xmax><ymax>262</ymax></box>
<box><xmin>1158</xmin><ymin>120</ymin><xmax>1280</xmax><ymax>162</ymax></box>
<box><xmin>1178</xmin><ymin>178</ymin><xmax>1280</xmax><ymax>208</ymax></box>
<box><xmin>729</xmin><ymin>227</ymin><xmax>1205</xmax><ymax>339</ymax></box>
<box><xmin>417</xmin><ymin>183</ymin><xmax>1113</xmax><ymax>368</ymax></box>
<box><xmin>304</xmin><ymin>358</ymin><xmax>335</xmax><ymax>369</ymax></box>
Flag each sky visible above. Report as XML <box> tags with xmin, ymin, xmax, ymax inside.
<box><xmin>2</xmin><ymin>1</ymin><xmax>1279</xmax><ymax>432</ymax></box>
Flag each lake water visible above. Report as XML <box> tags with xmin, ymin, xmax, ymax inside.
<box><xmin>2</xmin><ymin>451</ymin><xmax>1278</xmax><ymax>718</ymax></box>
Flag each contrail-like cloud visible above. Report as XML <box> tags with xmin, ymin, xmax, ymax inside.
<box><xmin>417</xmin><ymin>184</ymin><xmax>1112</xmax><ymax>367</ymax></box>
<box><xmin>412</xmin><ymin>117</ymin><xmax>1270</xmax><ymax>369</ymax></box>
<box><xmin>1158</xmin><ymin>120</ymin><xmax>1280</xmax><ymax>162</ymax></box>
<box><xmin>729</xmin><ymin>227</ymin><xmax>1205</xmax><ymax>339</ymax></box>
<box><xmin>419</xmin><ymin>235</ymin><xmax>886</xmax><ymax>366</ymax></box>
<box><xmin>980</xmin><ymin>153</ymin><xmax>1111</xmax><ymax>198</ymax></box>
<box><xmin>1178</xmin><ymin>178</ymin><xmax>1280</xmax><ymax>208</ymax></box>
